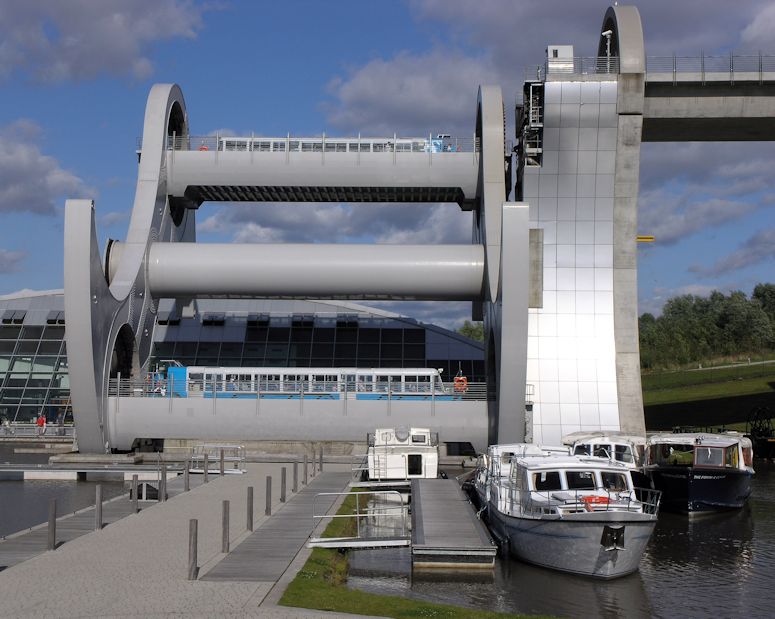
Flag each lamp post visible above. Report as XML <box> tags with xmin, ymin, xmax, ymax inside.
<box><xmin>602</xmin><ymin>29</ymin><xmax>613</xmax><ymax>73</ymax></box>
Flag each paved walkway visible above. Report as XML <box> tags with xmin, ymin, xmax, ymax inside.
<box><xmin>0</xmin><ymin>470</ymin><xmax>206</xmax><ymax>570</ymax></box>
<box><xmin>0</xmin><ymin>462</ymin><xmax>377</xmax><ymax>618</ymax></box>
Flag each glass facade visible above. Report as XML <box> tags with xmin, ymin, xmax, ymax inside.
<box><xmin>0</xmin><ymin>312</ymin><xmax>70</xmax><ymax>424</ymax></box>
<box><xmin>0</xmin><ymin>293</ymin><xmax>484</xmax><ymax>423</ymax></box>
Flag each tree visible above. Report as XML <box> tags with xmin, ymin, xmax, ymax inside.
<box><xmin>753</xmin><ymin>283</ymin><xmax>775</xmax><ymax>323</ymax></box>
<box><xmin>458</xmin><ymin>320</ymin><xmax>484</xmax><ymax>342</ymax></box>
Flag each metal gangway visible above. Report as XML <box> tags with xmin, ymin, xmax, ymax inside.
<box><xmin>307</xmin><ymin>490</ymin><xmax>411</xmax><ymax>549</ymax></box>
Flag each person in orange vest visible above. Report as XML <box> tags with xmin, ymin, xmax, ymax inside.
<box><xmin>36</xmin><ymin>412</ymin><xmax>46</xmax><ymax>436</ymax></box>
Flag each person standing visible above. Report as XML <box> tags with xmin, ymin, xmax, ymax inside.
<box><xmin>36</xmin><ymin>413</ymin><xmax>45</xmax><ymax>436</ymax></box>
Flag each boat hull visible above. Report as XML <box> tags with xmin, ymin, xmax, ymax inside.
<box><xmin>648</xmin><ymin>466</ymin><xmax>752</xmax><ymax>513</ymax></box>
<box><xmin>487</xmin><ymin>507</ymin><xmax>656</xmax><ymax>579</ymax></box>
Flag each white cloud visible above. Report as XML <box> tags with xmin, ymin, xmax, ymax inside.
<box><xmin>98</xmin><ymin>211</ymin><xmax>128</xmax><ymax>227</ymax></box>
<box><xmin>325</xmin><ymin>50</ymin><xmax>500</xmax><ymax>135</ymax></box>
<box><xmin>197</xmin><ymin>202</ymin><xmax>471</xmax><ymax>245</ymax></box>
<box><xmin>0</xmin><ymin>249</ymin><xmax>25</xmax><ymax>274</ymax></box>
<box><xmin>0</xmin><ymin>0</ymin><xmax>206</xmax><ymax>82</ymax></box>
<box><xmin>690</xmin><ymin>228</ymin><xmax>775</xmax><ymax>277</ymax></box>
<box><xmin>639</xmin><ymin>193</ymin><xmax>758</xmax><ymax>245</ymax></box>
<box><xmin>366</xmin><ymin>299</ymin><xmax>473</xmax><ymax>332</ymax></box>
<box><xmin>0</xmin><ymin>120</ymin><xmax>94</xmax><ymax>214</ymax></box>
<box><xmin>741</xmin><ymin>3</ymin><xmax>775</xmax><ymax>49</ymax></box>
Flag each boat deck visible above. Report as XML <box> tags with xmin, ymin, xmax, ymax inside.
<box><xmin>411</xmin><ymin>478</ymin><xmax>496</xmax><ymax>568</ymax></box>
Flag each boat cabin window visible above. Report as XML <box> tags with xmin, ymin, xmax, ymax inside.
<box><xmin>573</xmin><ymin>444</ymin><xmax>591</xmax><ymax>456</ymax></box>
<box><xmin>743</xmin><ymin>446</ymin><xmax>753</xmax><ymax>467</ymax></box>
<box><xmin>533</xmin><ymin>471</ymin><xmax>562</xmax><ymax>491</ymax></box>
<box><xmin>593</xmin><ymin>444</ymin><xmax>612</xmax><ymax>458</ymax></box>
<box><xmin>205</xmin><ymin>373</ymin><xmax>223</xmax><ymax>391</ymax></box>
<box><xmin>651</xmin><ymin>443</ymin><xmax>694</xmax><ymax>466</ymax></box>
<box><xmin>238</xmin><ymin>373</ymin><xmax>251</xmax><ymax>390</ymax></box>
<box><xmin>615</xmin><ymin>445</ymin><xmax>634</xmax><ymax>464</ymax></box>
<box><xmin>725</xmin><ymin>446</ymin><xmax>739</xmax><ymax>468</ymax></box>
<box><xmin>567</xmin><ymin>471</ymin><xmax>596</xmax><ymax>490</ymax></box>
<box><xmin>260</xmin><ymin>374</ymin><xmax>280</xmax><ymax>390</ymax></box>
<box><xmin>601</xmin><ymin>472</ymin><xmax>628</xmax><ymax>492</ymax></box>
<box><xmin>411</xmin><ymin>434</ymin><xmax>426</xmax><ymax>444</ymax></box>
<box><xmin>189</xmin><ymin>372</ymin><xmax>203</xmax><ymax>391</ymax></box>
<box><xmin>695</xmin><ymin>446</ymin><xmax>724</xmax><ymax>467</ymax></box>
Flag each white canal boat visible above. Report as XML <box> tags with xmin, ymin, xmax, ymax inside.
<box><xmin>365</xmin><ymin>427</ymin><xmax>439</xmax><ymax>481</ymax></box>
<box><xmin>474</xmin><ymin>446</ymin><xmax>661</xmax><ymax>579</ymax></box>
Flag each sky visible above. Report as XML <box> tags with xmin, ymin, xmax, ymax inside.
<box><xmin>1</xmin><ymin>0</ymin><xmax>774</xmax><ymax>329</ymax></box>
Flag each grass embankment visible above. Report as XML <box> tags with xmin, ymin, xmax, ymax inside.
<box><xmin>642</xmin><ymin>361</ymin><xmax>775</xmax><ymax>407</ymax></box>
<box><xmin>280</xmin><ymin>491</ymin><xmax>540</xmax><ymax>619</ymax></box>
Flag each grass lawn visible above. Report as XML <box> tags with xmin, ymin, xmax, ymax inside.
<box><xmin>643</xmin><ymin>375</ymin><xmax>775</xmax><ymax>406</ymax></box>
<box><xmin>280</xmin><ymin>490</ymin><xmax>544</xmax><ymax>619</ymax></box>
<box><xmin>642</xmin><ymin>361</ymin><xmax>775</xmax><ymax>406</ymax></box>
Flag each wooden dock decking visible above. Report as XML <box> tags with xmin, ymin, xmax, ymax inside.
<box><xmin>201</xmin><ymin>471</ymin><xmax>352</xmax><ymax>582</ymax></box>
<box><xmin>411</xmin><ymin>478</ymin><xmax>496</xmax><ymax>569</ymax></box>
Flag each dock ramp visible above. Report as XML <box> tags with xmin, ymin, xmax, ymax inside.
<box><xmin>411</xmin><ymin>478</ymin><xmax>496</xmax><ymax>569</ymax></box>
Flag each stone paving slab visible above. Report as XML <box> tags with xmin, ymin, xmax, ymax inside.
<box><xmin>0</xmin><ymin>463</ymin><xmax>379</xmax><ymax>617</ymax></box>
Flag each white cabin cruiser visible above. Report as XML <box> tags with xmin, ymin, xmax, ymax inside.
<box><xmin>473</xmin><ymin>443</ymin><xmax>569</xmax><ymax>510</ymax></box>
<box><xmin>563</xmin><ymin>431</ymin><xmax>647</xmax><ymax>468</ymax></box>
<box><xmin>365</xmin><ymin>427</ymin><xmax>439</xmax><ymax>481</ymax></box>
<box><xmin>474</xmin><ymin>446</ymin><xmax>660</xmax><ymax>579</ymax></box>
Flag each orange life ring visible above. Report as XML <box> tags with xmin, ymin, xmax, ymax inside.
<box><xmin>454</xmin><ymin>376</ymin><xmax>468</xmax><ymax>392</ymax></box>
<box><xmin>581</xmin><ymin>495</ymin><xmax>610</xmax><ymax>506</ymax></box>
<box><xmin>198</xmin><ymin>144</ymin><xmax>209</xmax><ymax>151</ymax></box>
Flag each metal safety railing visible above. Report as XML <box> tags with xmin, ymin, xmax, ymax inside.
<box><xmin>646</xmin><ymin>53</ymin><xmax>775</xmax><ymax>85</ymax></box>
<box><xmin>138</xmin><ymin>134</ymin><xmax>482</xmax><ymax>154</ymax></box>
<box><xmin>189</xmin><ymin>443</ymin><xmax>246</xmax><ymax>474</ymax></box>
<box><xmin>525</xmin><ymin>56</ymin><xmax>621</xmax><ymax>80</ymax></box>
<box><xmin>524</xmin><ymin>53</ymin><xmax>775</xmax><ymax>85</ymax></box>
<box><xmin>516</xmin><ymin>486</ymin><xmax>662</xmax><ymax>517</ymax></box>
<box><xmin>1</xmin><ymin>422</ymin><xmax>76</xmax><ymax>438</ymax></box>
<box><xmin>308</xmin><ymin>490</ymin><xmax>409</xmax><ymax>547</ymax></box>
<box><xmin>107</xmin><ymin>376</ymin><xmax>491</xmax><ymax>401</ymax></box>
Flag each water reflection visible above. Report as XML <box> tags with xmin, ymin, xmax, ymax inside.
<box><xmin>348</xmin><ymin>463</ymin><xmax>775</xmax><ymax>618</ymax></box>
<box><xmin>0</xmin><ymin>443</ymin><xmax>126</xmax><ymax>538</ymax></box>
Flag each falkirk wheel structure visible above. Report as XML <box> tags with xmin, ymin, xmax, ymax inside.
<box><xmin>65</xmin><ymin>5</ymin><xmax>775</xmax><ymax>452</ymax></box>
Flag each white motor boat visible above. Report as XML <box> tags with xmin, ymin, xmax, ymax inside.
<box><xmin>563</xmin><ymin>431</ymin><xmax>647</xmax><ymax>468</ymax></box>
<box><xmin>365</xmin><ymin>426</ymin><xmax>439</xmax><ymax>481</ymax></box>
<box><xmin>474</xmin><ymin>445</ymin><xmax>660</xmax><ymax>579</ymax></box>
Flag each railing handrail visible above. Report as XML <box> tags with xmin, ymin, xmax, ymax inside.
<box><xmin>107</xmin><ymin>376</ymin><xmax>492</xmax><ymax>401</ymax></box>
<box><xmin>138</xmin><ymin>134</ymin><xmax>489</xmax><ymax>154</ymax></box>
<box><xmin>524</xmin><ymin>52</ymin><xmax>775</xmax><ymax>84</ymax></box>
<box><xmin>517</xmin><ymin>484</ymin><xmax>661</xmax><ymax>516</ymax></box>
<box><xmin>311</xmin><ymin>490</ymin><xmax>409</xmax><ymax>543</ymax></box>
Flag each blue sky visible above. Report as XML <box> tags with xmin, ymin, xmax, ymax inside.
<box><xmin>0</xmin><ymin>0</ymin><xmax>774</xmax><ymax>328</ymax></box>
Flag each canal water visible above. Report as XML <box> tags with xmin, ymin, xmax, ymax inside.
<box><xmin>0</xmin><ymin>444</ymin><xmax>126</xmax><ymax>539</ymax></box>
<box><xmin>348</xmin><ymin>461</ymin><xmax>775</xmax><ymax>618</ymax></box>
